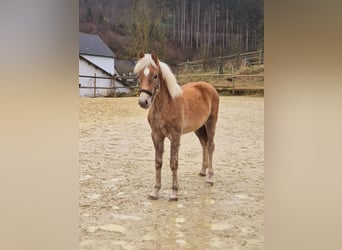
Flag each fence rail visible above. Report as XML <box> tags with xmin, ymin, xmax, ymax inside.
<box><xmin>177</xmin><ymin>50</ymin><xmax>263</xmax><ymax>75</ymax></box>
<box><xmin>79</xmin><ymin>74</ymin><xmax>138</xmax><ymax>97</ymax></box>
<box><xmin>177</xmin><ymin>73</ymin><xmax>264</xmax><ymax>96</ymax></box>
<box><xmin>177</xmin><ymin>73</ymin><xmax>264</xmax><ymax>78</ymax></box>
<box><xmin>79</xmin><ymin>54</ymin><xmax>264</xmax><ymax>97</ymax></box>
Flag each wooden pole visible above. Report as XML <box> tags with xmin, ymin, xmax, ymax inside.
<box><xmin>227</xmin><ymin>76</ymin><xmax>235</xmax><ymax>95</ymax></box>
<box><xmin>113</xmin><ymin>78</ymin><xmax>116</xmax><ymax>98</ymax></box>
<box><xmin>93</xmin><ymin>73</ymin><xmax>96</xmax><ymax>97</ymax></box>
<box><xmin>232</xmin><ymin>78</ymin><xmax>235</xmax><ymax>95</ymax></box>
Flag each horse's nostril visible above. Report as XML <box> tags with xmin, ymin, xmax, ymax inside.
<box><xmin>138</xmin><ymin>99</ymin><xmax>148</xmax><ymax>108</ymax></box>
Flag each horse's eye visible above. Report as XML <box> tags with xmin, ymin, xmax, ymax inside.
<box><xmin>153</xmin><ymin>74</ymin><xmax>158</xmax><ymax>80</ymax></box>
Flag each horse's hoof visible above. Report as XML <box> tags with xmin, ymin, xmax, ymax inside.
<box><xmin>168</xmin><ymin>194</ymin><xmax>178</xmax><ymax>201</ymax></box>
<box><xmin>198</xmin><ymin>171</ymin><xmax>206</xmax><ymax>177</ymax></box>
<box><xmin>148</xmin><ymin>193</ymin><xmax>159</xmax><ymax>200</ymax></box>
<box><xmin>206</xmin><ymin>179</ymin><xmax>214</xmax><ymax>186</ymax></box>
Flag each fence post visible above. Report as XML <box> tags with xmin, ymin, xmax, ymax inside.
<box><xmin>93</xmin><ymin>73</ymin><xmax>96</xmax><ymax>97</ymax></box>
<box><xmin>218</xmin><ymin>56</ymin><xmax>223</xmax><ymax>74</ymax></box>
<box><xmin>113</xmin><ymin>78</ymin><xmax>116</xmax><ymax>98</ymax></box>
<box><xmin>232</xmin><ymin>77</ymin><xmax>235</xmax><ymax>95</ymax></box>
<box><xmin>243</xmin><ymin>58</ymin><xmax>247</xmax><ymax>68</ymax></box>
<box><xmin>227</xmin><ymin>76</ymin><xmax>235</xmax><ymax>95</ymax></box>
<box><xmin>185</xmin><ymin>60</ymin><xmax>189</xmax><ymax>73</ymax></box>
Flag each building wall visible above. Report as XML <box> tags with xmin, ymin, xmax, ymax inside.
<box><xmin>79</xmin><ymin>58</ymin><xmax>129</xmax><ymax>97</ymax></box>
<box><xmin>81</xmin><ymin>55</ymin><xmax>115</xmax><ymax>75</ymax></box>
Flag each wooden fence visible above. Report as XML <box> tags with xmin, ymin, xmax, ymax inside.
<box><xmin>79</xmin><ymin>73</ymin><xmax>263</xmax><ymax>97</ymax></box>
<box><xmin>79</xmin><ymin>74</ymin><xmax>139</xmax><ymax>97</ymax></box>
<box><xmin>177</xmin><ymin>50</ymin><xmax>263</xmax><ymax>75</ymax></box>
<box><xmin>177</xmin><ymin>73</ymin><xmax>264</xmax><ymax>96</ymax></box>
<box><xmin>79</xmin><ymin>52</ymin><xmax>264</xmax><ymax>97</ymax></box>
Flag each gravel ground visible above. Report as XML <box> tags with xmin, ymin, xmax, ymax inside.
<box><xmin>79</xmin><ymin>96</ymin><xmax>264</xmax><ymax>249</ymax></box>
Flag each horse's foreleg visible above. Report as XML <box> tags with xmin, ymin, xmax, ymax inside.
<box><xmin>169</xmin><ymin>135</ymin><xmax>180</xmax><ymax>201</ymax></box>
<box><xmin>149</xmin><ymin>133</ymin><xmax>164</xmax><ymax>200</ymax></box>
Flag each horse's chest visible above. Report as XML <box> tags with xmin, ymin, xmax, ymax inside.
<box><xmin>148</xmin><ymin>111</ymin><xmax>181</xmax><ymax>136</ymax></box>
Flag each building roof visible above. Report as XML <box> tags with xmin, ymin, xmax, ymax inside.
<box><xmin>79</xmin><ymin>32</ymin><xmax>115</xmax><ymax>58</ymax></box>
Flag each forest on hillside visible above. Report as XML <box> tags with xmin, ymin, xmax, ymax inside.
<box><xmin>79</xmin><ymin>0</ymin><xmax>263</xmax><ymax>64</ymax></box>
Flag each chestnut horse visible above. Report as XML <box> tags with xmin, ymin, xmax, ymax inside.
<box><xmin>134</xmin><ymin>51</ymin><xmax>219</xmax><ymax>201</ymax></box>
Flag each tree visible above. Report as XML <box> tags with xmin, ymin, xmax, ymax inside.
<box><xmin>128</xmin><ymin>0</ymin><xmax>166</xmax><ymax>57</ymax></box>
<box><xmin>79</xmin><ymin>0</ymin><xmax>264</xmax><ymax>61</ymax></box>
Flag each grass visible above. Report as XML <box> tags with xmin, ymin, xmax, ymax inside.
<box><xmin>176</xmin><ymin>64</ymin><xmax>264</xmax><ymax>96</ymax></box>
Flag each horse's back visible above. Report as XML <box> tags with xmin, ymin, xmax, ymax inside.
<box><xmin>181</xmin><ymin>81</ymin><xmax>219</xmax><ymax>108</ymax></box>
<box><xmin>182</xmin><ymin>81</ymin><xmax>218</xmax><ymax>96</ymax></box>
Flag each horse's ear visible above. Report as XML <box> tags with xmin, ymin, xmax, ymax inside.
<box><xmin>151</xmin><ymin>51</ymin><xmax>159</xmax><ymax>66</ymax></box>
<box><xmin>138</xmin><ymin>51</ymin><xmax>144</xmax><ymax>59</ymax></box>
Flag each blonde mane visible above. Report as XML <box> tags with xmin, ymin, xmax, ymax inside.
<box><xmin>134</xmin><ymin>54</ymin><xmax>183</xmax><ymax>99</ymax></box>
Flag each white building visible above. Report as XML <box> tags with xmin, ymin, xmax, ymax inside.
<box><xmin>79</xmin><ymin>32</ymin><xmax>130</xmax><ymax>97</ymax></box>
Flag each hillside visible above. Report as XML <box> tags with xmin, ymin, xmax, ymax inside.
<box><xmin>79</xmin><ymin>0</ymin><xmax>264</xmax><ymax>64</ymax></box>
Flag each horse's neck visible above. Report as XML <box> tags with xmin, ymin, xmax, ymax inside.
<box><xmin>153</xmin><ymin>80</ymin><xmax>172</xmax><ymax>110</ymax></box>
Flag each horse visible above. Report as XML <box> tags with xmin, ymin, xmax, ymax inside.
<box><xmin>134</xmin><ymin>51</ymin><xmax>219</xmax><ymax>201</ymax></box>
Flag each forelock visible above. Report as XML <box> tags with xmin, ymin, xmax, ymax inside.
<box><xmin>133</xmin><ymin>54</ymin><xmax>158</xmax><ymax>74</ymax></box>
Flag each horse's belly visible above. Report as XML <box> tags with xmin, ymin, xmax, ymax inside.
<box><xmin>182</xmin><ymin>125</ymin><xmax>201</xmax><ymax>134</ymax></box>
<box><xmin>182</xmin><ymin>113</ymin><xmax>209</xmax><ymax>134</ymax></box>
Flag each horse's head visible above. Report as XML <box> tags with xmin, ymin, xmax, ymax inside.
<box><xmin>134</xmin><ymin>51</ymin><xmax>161</xmax><ymax>109</ymax></box>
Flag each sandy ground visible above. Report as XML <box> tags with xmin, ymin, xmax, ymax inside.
<box><xmin>79</xmin><ymin>96</ymin><xmax>264</xmax><ymax>249</ymax></box>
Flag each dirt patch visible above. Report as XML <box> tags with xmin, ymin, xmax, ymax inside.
<box><xmin>79</xmin><ymin>96</ymin><xmax>264</xmax><ymax>249</ymax></box>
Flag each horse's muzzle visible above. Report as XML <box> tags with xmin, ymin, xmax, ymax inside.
<box><xmin>138</xmin><ymin>92</ymin><xmax>152</xmax><ymax>109</ymax></box>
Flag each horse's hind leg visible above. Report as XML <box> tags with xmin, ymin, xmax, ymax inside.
<box><xmin>195</xmin><ymin>126</ymin><xmax>208</xmax><ymax>176</ymax></box>
<box><xmin>205</xmin><ymin>117</ymin><xmax>217</xmax><ymax>185</ymax></box>
<box><xmin>149</xmin><ymin>132</ymin><xmax>165</xmax><ymax>200</ymax></box>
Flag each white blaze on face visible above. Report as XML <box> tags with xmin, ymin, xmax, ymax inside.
<box><xmin>143</xmin><ymin>67</ymin><xmax>150</xmax><ymax>77</ymax></box>
<box><xmin>139</xmin><ymin>67</ymin><xmax>152</xmax><ymax>109</ymax></box>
